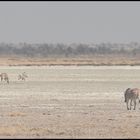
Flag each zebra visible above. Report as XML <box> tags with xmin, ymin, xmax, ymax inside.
<box><xmin>18</xmin><ymin>72</ymin><xmax>28</xmax><ymax>81</ymax></box>
<box><xmin>124</xmin><ymin>88</ymin><xmax>140</xmax><ymax>110</ymax></box>
<box><xmin>0</xmin><ymin>73</ymin><xmax>9</xmax><ymax>84</ymax></box>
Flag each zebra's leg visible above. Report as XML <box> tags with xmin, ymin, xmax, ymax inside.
<box><xmin>130</xmin><ymin>99</ymin><xmax>133</xmax><ymax>110</ymax></box>
<box><xmin>127</xmin><ymin>99</ymin><xmax>129</xmax><ymax>110</ymax></box>
<box><xmin>138</xmin><ymin>96</ymin><xmax>140</xmax><ymax>109</ymax></box>
<box><xmin>124</xmin><ymin>93</ymin><xmax>127</xmax><ymax>102</ymax></box>
<box><xmin>7</xmin><ymin>78</ymin><xmax>9</xmax><ymax>84</ymax></box>
<box><xmin>138</xmin><ymin>97</ymin><xmax>140</xmax><ymax>110</ymax></box>
<box><xmin>130</xmin><ymin>99</ymin><xmax>133</xmax><ymax>106</ymax></box>
<box><xmin>1</xmin><ymin>76</ymin><xmax>3</xmax><ymax>81</ymax></box>
<box><xmin>134</xmin><ymin>99</ymin><xmax>136</xmax><ymax>110</ymax></box>
<box><xmin>1</xmin><ymin>77</ymin><xmax>3</xmax><ymax>82</ymax></box>
<box><xmin>4</xmin><ymin>77</ymin><xmax>8</xmax><ymax>83</ymax></box>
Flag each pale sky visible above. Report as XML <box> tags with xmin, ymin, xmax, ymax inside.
<box><xmin>0</xmin><ymin>2</ymin><xmax>140</xmax><ymax>44</ymax></box>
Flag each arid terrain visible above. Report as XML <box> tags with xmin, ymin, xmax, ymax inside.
<box><xmin>1</xmin><ymin>56</ymin><xmax>140</xmax><ymax>66</ymax></box>
<box><xmin>0</xmin><ymin>65</ymin><xmax>140</xmax><ymax>138</ymax></box>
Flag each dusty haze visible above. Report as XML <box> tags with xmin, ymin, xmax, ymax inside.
<box><xmin>0</xmin><ymin>2</ymin><xmax>140</xmax><ymax>44</ymax></box>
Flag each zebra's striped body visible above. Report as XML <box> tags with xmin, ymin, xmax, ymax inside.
<box><xmin>0</xmin><ymin>73</ymin><xmax>9</xmax><ymax>84</ymax></box>
<box><xmin>124</xmin><ymin>88</ymin><xmax>140</xmax><ymax>110</ymax></box>
<box><xmin>18</xmin><ymin>72</ymin><xmax>28</xmax><ymax>81</ymax></box>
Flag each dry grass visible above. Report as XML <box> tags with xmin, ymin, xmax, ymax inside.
<box><xmin>0</xmin><ymin>124</ymin><xmax>26</xmax><ymax>136</ymax></box>
<box><xmin>8</xmin><ymin>112</ymin><xmax>26</xmax><ymax>117</ymax></box>
<box><xmin>0</xmin><ymin>124</ymin><xmax>54</xmax><ymax>137</ymax></box>
<box><xmin>0</xmin><ymin>56</ymin><xmax>140</xmax><ymax>66</ymax></box>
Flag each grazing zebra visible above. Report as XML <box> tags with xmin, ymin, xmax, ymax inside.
<box><xmin>0</xmin><ymin>73</ymin><xmax>9</xmax><ymax>84</ymax></box>
<box><xmin>18</xmin><ymin>72</ymin><xmax>28</xmax><ymax>81</ymax></box>
<box><xmin>124</xmin><ymin>88</ymin><xmax>140</xmax><ymax>110</ymax></box>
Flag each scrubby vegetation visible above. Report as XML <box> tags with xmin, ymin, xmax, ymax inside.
<box><xmin>0</xmin><ymin>42</ymin><xmax>140</xmax><ymax>66</ymax></box>
<box><xmin>0</xmin><ymin>42</ymin><xmax>140</xmax><ymax>58</ymax></box>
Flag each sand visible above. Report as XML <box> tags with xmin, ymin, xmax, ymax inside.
<box><xmin>0</xmin><ymin>66</ymin><xmax>139</xmax><ymax>138</ymax></box>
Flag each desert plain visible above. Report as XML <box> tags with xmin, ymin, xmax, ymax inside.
<box><xmin>0</xmin><ymin>65</ymin><xmax>139</xmax><ymax>138</ymax></box>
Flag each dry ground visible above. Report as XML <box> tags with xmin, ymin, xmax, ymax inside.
<box><xmin>0</xmin><ymin>92</ymin><xmax>139</xmax><ymax>139</ymax></box>
<box><xmin>0</xmin><ymin>66</ymin><xmax>139</xmax><ymax>138</ymax></box>
<box><xmin>0</xmin><ymin>56</ymin><xmax>140</xmax><ymax>66</ymax></box>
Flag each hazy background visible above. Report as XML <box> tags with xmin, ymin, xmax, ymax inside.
<box><xmin>0</xmin><ymin>2</ymin><xmax>140</xmax><ymax>44</ymax></box>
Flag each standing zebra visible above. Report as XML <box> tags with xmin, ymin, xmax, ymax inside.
<box><xmin>0</xmin><ymin>73</ymin><xmax>9</xmax><ymax>84</ymax></box>
<box><xmin>124</xmin><ymin>88</ymin><xmax>140</xmax><ymax>110</ymax></box>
